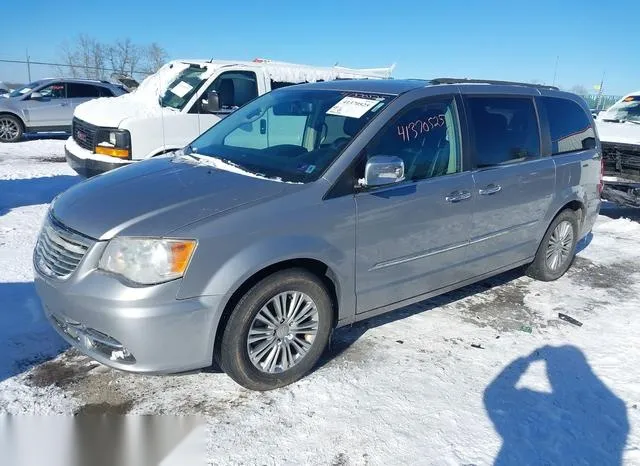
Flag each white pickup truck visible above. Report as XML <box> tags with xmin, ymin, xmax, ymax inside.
<box><xmin>65</xmin><ymin>59</ymin><xmax>394</xmax><ymax>177</ymax></box>
<box><xmin>596</xmin><ymin>91</ymin><xmax>640</xmax><ymax>206</ymax></box>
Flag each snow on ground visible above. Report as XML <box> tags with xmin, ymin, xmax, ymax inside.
<box><xmin>1</xmin><ymin>140</ymin><xmax>640</xmax><ymax>465</ymax></box>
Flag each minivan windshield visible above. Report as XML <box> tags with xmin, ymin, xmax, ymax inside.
<box><xmin>8</xmin><ymin>80</ymin><xmax>45</xmax><ymax>98</ymax></box>
<box><xmin>186</xmin><ymin>89</ymin><xmax>393</xmax><ymax>183</ymax></box>
<box><xmin>160</xmin><ymin>65</ymin><xmax>210</xmax><ymax>110</ymax></box>
<box><xmin>605</xmin><ymin>95</ymin><xmax>640</xmax><ymax>123</ymax></box>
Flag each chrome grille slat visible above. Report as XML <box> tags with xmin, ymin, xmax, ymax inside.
<box><xmin>37</xmin><ymin>247</ymin><xmax>75</xmax><ymax>272</ymax></box>
<box><xmin>34</xmin><ymin>217</ymin><xmax>92</xmax><ymax>280</ymax></box>
<box><xmin>40</xmin><ymin>231</ymin><xmax>85</xmax><ymax>259</ymax></box>
<box><xmin>46</xmin><ymin>231</ymin><xmax>87</xmax><ymax>254</ymax></box>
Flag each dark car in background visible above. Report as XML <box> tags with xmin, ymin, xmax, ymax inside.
<box><xmin>0</xmin><ymin>78</ymin><xmax>127</xmax><ymax>142</ymax></box>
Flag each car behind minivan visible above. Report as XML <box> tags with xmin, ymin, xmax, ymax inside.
<box><xmin>34</xmin><ymin>79</ymin><xmax>601</xmax><ymax>390</ymax></box>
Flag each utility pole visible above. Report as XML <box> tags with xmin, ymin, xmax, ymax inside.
<box><xmin>26</xmin><ymin>49</ymin><xmax>32</xmax><ymax>82</ymax></box>
<box><xmin>552</xmin><ymin>55</ymin><xmax>559</xmax><ymax>87</ymax></box>
<box><xmin>595</xmin><ymin>71</ymin><xmax>605</xmax><ymax>110</ymax></box>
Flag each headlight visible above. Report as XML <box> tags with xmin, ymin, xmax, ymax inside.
<box><xmin>95</xmin><ymin>129</ymin><xmax>131</xmax><ymax>159</ymax></box>
<box><xmin>98</xmin><ymin>237</ymin><xmax>197</xmax><ymax>285</ymax></box>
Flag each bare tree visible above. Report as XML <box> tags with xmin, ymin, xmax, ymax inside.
<box><xmin>57</xmin><ymin>35</ymin><xmax>169</xmax><ymax>80</ymax></box>
<box><xmin>143</xmin><ymin>43</ymin><xmax>169</xmax><ymax>74</ymax></box>
<box><xmin>108</xmin><ymin>38</ymin><xmax>141</xmax><ymax>77</ymax></box>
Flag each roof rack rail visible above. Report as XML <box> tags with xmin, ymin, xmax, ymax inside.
<box><xmin>430</xmin><ymin>78</ymin><xmax>559</xmax><ymax>91</ymax></box>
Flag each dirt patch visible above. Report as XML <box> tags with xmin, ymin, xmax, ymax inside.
<box><xmin>75</xmin><ymin>400</ymin><xmax>134</xmax><ymax>415</ymax></box>
<box><xmin>33</xmin><ymin>156</ymin><xmax>67</xmax><ymax>163</ymax></box>
<box><xmin>27</xmin><ymin>350</ymin><xmax>98</xmax><ymax>388</ymax></box>
<box><xmin>26</xmin><ymin>350</ymin><xmax>138</xmax><ymax>412</ymax></box>
<box><xmin>457</xmin><ymin>279</ymin><xmax>543</xmax><ymax>332</ymax></box>
<box><xmin>567</xmin><ymin>257</ymin><xmax>637</xmax><ymax>296</ymax></box>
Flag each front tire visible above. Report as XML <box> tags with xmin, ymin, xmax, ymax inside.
<box><xmin>0</xmin><ymin>115</ymin><xmax>24</xmax><ymax>143</ymax></box>
<box><xmin>219</xmin><ymin>269</ymin><xmax>333</xmax><ymax>390</ymax></box>
<box><xmin>526</xmin><ymin>209</ymin><xmax>579</xmax><ymax>281</ymax></box>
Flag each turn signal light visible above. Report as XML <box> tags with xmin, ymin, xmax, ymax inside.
<box><xmin>95</xmin><ymin>146</ymin><xmax>130</xmax><ymax>159</ymax></box>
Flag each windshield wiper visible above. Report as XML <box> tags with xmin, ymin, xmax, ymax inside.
<box><xmin>624</xmin><ymin>119</ymin><xmax>640</xmax><ymax>125</ymax></box>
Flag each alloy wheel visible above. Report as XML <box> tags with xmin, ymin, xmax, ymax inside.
<box><xmin>0</xmin><ymin>117</ymin><xmax>20</xmax><ymax>142</ymax></box>
<box><xmin>247</xmin><ymin>291</ymin><xmax>319</xmax><ymax>374</ymax></box>
<box><xmin>545</xmin><ymin>220</ymin><xmax>574</xmax><ymax>271</ymax></box>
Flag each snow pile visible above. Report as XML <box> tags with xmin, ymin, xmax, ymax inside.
<box><xmin>73</xmin><ymin>60</ymin><xmax>193</xmax><ymax>127</ymax></box>
<box><xmin>261</xmin><ymin>61</ymin><xmax>395</xmax><ymax>83</ymax></box>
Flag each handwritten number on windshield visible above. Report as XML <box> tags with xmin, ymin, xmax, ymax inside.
<box><xmin>397</xmin><ymin>114</ymin><xmax>446</xmax><ymax>142</ymax></box>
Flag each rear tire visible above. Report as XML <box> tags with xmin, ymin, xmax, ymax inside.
<box><xmin>219</xmin><ymin>269</ymin><xmax>333</xmax><ymax>391</ymax></box>
<box><xmin>0</xmin><ymin>114</ymin><xmax>24</xmax><ymax>143</ymax></box>
<box><xmin>526</xmin><ymin>209</ymin><xmax>579</xmax><ymax>281</ymax></box>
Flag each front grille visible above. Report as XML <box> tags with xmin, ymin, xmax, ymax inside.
<box><xmin>602</xmin><ymin>141</ymin><xmax>640</xmax><ymax>182</ymax></box>
<box><xmin>34</xmin><ymin>216</ymin><xmax>92</xmax><ymax>279</ymax></box>
<box><xmin>72</xmin><ymin>117</ymin><xmax>97</xmax><ymax>151</ymax></box>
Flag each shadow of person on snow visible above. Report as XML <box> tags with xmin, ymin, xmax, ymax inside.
<box><xmin>0</xmin><ymin>175</ymin><xmax>79</xmax><ymax>216</ymax></box>
<box><xmin>0</xmin><ymin>282</ymin><xmax>69</xmax><ymax>383</ymax></box>
<box><xmin>484</xmin><ymin>345</ymin><xmax>629</xmax><ymax>466</ymax></box>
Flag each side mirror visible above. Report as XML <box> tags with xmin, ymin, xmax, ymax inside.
<box><xmin>362</xmin><ymin>155</ymin><xmax>405</xmax><ymax>188</ymax></box>
<box><xmin>205</xmin><ymin>90</ymin><xmax>220</xmax><ymax>113</ymax></box>
<box><xmin>30</xmin><ymin>91</ymin><xmax>43</xmax><ymax>100</ymax></box>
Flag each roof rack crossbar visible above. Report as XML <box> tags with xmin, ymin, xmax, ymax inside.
<box><xmin>430</xmin><ymin>78</ymin><xmax>559</xmax><ymax>91</ymax></box>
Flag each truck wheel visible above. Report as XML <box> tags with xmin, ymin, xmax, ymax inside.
<box><xmin>0</xmin><ymin>115</ymin><xmax>23</xmax><ymax>143</ymax></box>
<box><xmin>219</xmin><ymin>269</ymin><xmax>333</xmax><ymax>391</ymax></box>
<box><xmin>526</xmin><ymin>209</ymin><xmax>579</xmax><ymax>281</ymax></box>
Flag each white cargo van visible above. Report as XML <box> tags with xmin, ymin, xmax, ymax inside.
<box><xmin>65</xmin><ymin>59</ymin><xmax>394</xmax><ymax>177</ymax></box>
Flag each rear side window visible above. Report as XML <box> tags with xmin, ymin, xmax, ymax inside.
<box><xmin>98</xmin><ymin>86</ymin><xmax>115</xmax><ymax>97</ymax></box>
<box><xmin>67</xmin><ymin>83</ymin><xmax>101</xmax><ymax>98</ymax></box>
<box><xmin>466</xmin><ymin>97</ymin><xmax>540</xmax><ymax>167</ymax></box>
<box><xmin>541</xmin><ymin>97</ymin><xmax>596</xmax><ymax>154</ymax></box>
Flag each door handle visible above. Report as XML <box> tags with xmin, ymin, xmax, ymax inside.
<box><xmin>445</xmin><ymin>190</ymin><xmax>472</xmax><ymax>202</ymax></box>
<box><xmin>478</xmin><ymin>184</ymin><xmax>502</xmax><ymax>195</ymax></box>
<box><xmin>61</xmin><ymin>102</ymin><xmax>69</xmax><ymax>107</ymax></box>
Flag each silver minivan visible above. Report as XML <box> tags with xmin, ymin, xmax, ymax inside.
<box><xmin>33</xmin><ymin>79</ymin><xmax>602</xmax><ymax>390</ymax></box>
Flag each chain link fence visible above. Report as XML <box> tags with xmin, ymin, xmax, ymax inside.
<box><xmin>575</xmin><ymin>94</ymin><xmax>622</xmax><ymax>111</ymax></box>
<box><xmin>0</xmin><ymin>58</ymin><xmax>153</xmax><ymax>89</ymax></box>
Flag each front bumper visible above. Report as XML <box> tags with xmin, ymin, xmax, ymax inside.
<box><xmin>34</xmin><ymin>262</ymin><xmax>223</xmax><ymax>374</ymax></box>
<box><xmin>65</xmin><ymin>137</ymin><xmax>132</xmax><ymax>178</ymax></box>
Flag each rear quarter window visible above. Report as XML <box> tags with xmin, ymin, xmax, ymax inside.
<box><xmin>540</xmin><ymin>97</ymin><xmax>596</xmax><ymax>155</ymax></box>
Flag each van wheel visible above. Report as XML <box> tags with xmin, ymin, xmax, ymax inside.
<box><xmin>0</xmin><ymin>115</ymin><xmax>23</xmax><ymax>143</ymax></box>
<box><xmin>219</xmin><ymin>269</ymin><xmax>333</xmax><ymax>390</ymax></box>
<box><xmin>526</xmin><ymin>209</ymin><xmax>579</xmax><ymax>281</ymax></box>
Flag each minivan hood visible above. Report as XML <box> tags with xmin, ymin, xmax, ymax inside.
<box><xmin>596</xmin><ymin>120</ymin><xmax>640</xmax><ymax>146</ymax></box>
<box><xmin>52</xmin><ymin>156</ymin><xmax>291</xmax><ymax>240</ymax></box>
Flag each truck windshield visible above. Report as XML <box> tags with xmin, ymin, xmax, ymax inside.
<box><xmin>186</xmin><ymin>89</ymin><xmax>394</xmax><ymax>183</ymax></box>
<box><xmin>160</xmin><ymin>65</ymin><xmax>209</xmax><ymax>110</ymax></box>
<box><xmin>606</xmin><ymin>96</ymin><xmax>640</xmax><ymax>123</ymax></box>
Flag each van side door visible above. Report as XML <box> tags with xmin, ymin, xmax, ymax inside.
<box><xmin>463</xmin><ymin>93</ymin><xmax>556</xmax><ymax>276</ymax></box>
<box><xmin>355</xmin><ymin>95</ymin><xmax>475</xmax><ymax>313</ymax></box>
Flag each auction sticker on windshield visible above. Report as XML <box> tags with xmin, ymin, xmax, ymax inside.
<box><xmin>170</xmin><ymin>81</ymin><xmax>194</xmax><ymax>98</ymax></box>
<box><xmin>327</xmin><ymin>97</ymin><xmax>380</xmax><ymax>118</ymax></box>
